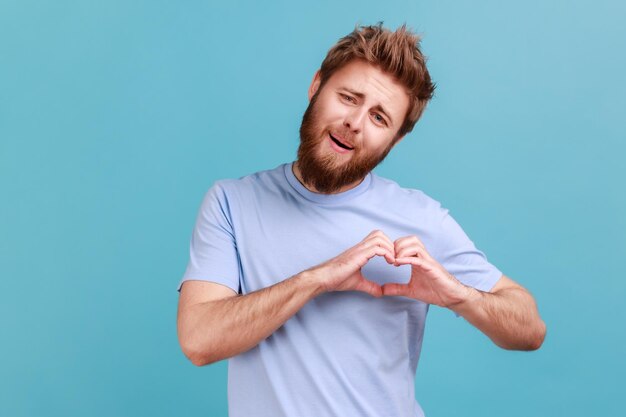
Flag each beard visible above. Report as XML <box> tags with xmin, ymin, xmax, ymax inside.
<box><xmin>297</xmin><ymin>92</ymin><xmax>397</xmax><ymax>194</ymax></box>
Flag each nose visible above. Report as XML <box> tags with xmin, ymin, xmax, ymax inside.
<box><xmin>343</xmin><ymin>108</ymin><xmax>366</xmax><ymax>134</ymax></box>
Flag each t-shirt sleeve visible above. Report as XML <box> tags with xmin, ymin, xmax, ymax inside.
<box><xmin>177</xmin><ymin>182</ymin><xmax>241</xmax><ymax>294</ymax></box>
<box><xmin>431</xmin><ymin>206</ymin><xmax>502</xmax><ymax>317</ymax></box>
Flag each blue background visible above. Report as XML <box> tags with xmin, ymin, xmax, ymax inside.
<box><xmin>1</xmin><ymin>0</ymin><xmax>624</xmax><ymax>416</ymax></box>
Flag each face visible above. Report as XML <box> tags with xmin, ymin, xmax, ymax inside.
<box><xmin>296</xmin><ymin>59</ymin><xmax>410</xmax><ymax>193</ymax></box>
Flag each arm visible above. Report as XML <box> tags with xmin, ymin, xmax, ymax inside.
<box><xmin>381</xmin><ymin>235</ymin><xmax>546</xmax><ymax>351</ymax></box>
<box><xmin>449</xmin><ymin>275</ymin><xmax>546</xmax><ymax>351</ymax></box>
<box><xmin>177</xmin><ymin>272</ymin><xmax>324</xmax><ymax>366</ymax></box>
<box><xmin>177</xmin><ymin>230</ymin><xmax>396</xmax><ymax>366</ymax></box>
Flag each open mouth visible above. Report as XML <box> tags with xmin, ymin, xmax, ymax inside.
<box><xmin>329</xmin><ymin>133</ymin><xmax>354</xmax><ymax>150</ymax></box>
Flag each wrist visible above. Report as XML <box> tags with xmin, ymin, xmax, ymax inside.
<box><xmin>296</xmin><ymin>270</ymin><xmax>328</xmax><ymax>297</ymax></box>
<box><xmin>448</xmin><ymin>285</ymin><xmax>483</xmax><ymax>314</ymax></box>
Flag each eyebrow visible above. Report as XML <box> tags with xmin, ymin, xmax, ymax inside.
<box><xmin>340</xmin><ymin>88</ymin><xmax>395</xmax><ymax>127</ymax></box>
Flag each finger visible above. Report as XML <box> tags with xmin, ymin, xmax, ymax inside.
<box><xmin>393</xmin><ymin>256</ymin><xmax>429</xmax><ymax>269</ymax></box>
<box><xmin>361</xmin><ymin>236</ymin><xmax>395</xmax><ymax>263</ymax></box>
<box><xmin>369</xmin><ymin>235</ymin><xmax>395</xmax><ymax>254</ymax></box>
<box><xmin>365</xmin><ymin>230</ymin><xmax>396</xmax><ymax>251</ymax></box>
<box><xmin>394</xmin><ymin>235</ymin><xmax>426</xmax><ymax>253</ymax></box>
<box><xmin>364</xmin><ymin>230</ymin><xmax>395</xmax><ymax>250</ymax></box>
<box><xmin>365</xmin><ymin>229</ymin><xmax>391</xmax><ymax>240</ymax></box>
<box><xmin>369</xmin><ymin>237</ymin><xmax>396</xmax><ymax>264</ymax></box>
<box><xmin>395</xmin><ymin>244</ymin><xmax>430</xmax><ymax>260</ymax></box>
<box><xmin>344</xmin><ymin>244</ymin><xmax>389</xmax><ymax>270</ymax></box>
<box><xmin>394</xmin><ymin>239</ymin><xmax>426</xmax><ymax>258</ymax></box>
<box><xmin>382</xmin><ymin>283</ymin><xmax>411</xmax><ymax>297</ymax></box>
<box><xmin>354</xmin><ymin>276</ymin><xmax>383</xmax><ymax>298</ymax></box>
<box><xmin>360</xmin><ymin>243</ymin><xmax>395</xmax><ymax>264</ymax></box>
<box><xmin>410</xmin><ymin>234</ymin><xmax>427</xmax><ymax>249</ymax></box>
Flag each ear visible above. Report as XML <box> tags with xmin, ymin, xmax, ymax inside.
<box><xmin>308</xmin><ymin>70</ymin><xmax>321</xmax><ymax>101</ymax></box>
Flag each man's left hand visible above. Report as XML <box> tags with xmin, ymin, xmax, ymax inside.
<box><xmin>382</xmin><ymin>235</ymin><xmax>471</xmax><ymax>308</ymax></box>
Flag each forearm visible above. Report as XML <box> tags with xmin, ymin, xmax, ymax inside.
<box><xmin>450</xmin><ymin>286</ymin><xmax>546</xmax><ymax>351</ymax></box>
<box><xmin>183</xmin><ymin>271</ymin><xmax>325</xmax><ymax>366</ymax></box>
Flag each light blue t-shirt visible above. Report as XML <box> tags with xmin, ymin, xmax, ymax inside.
<box><xmin>178</xmin><ymin>162</ymin><xmax>502</xmax><ymax>417</ymax></box>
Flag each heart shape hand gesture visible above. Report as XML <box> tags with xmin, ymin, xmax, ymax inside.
<box><xmin>382</xmin><ymin>234</ymin><xmax>472</xmax><ymax>308</ymax></box>
<box><xmin>308</xmin><ymin>230</ymin><xmax>471</xmax><ymax>307</ymax></box>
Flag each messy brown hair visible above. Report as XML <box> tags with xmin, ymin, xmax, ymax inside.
<box><xmin>318</xmin><ymin>23</ymin><xmax>435</xmax><ymax>139</ymax></box>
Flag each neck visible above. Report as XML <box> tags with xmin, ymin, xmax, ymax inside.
<box><xmin>292</xmin><ymin>161</ymin><xmax>366</xmax><ymax>195</ymax></box>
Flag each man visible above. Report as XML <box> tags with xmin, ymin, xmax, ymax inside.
<box><xmin>177</xmin><ymin>23</ymin><xmax>546</xmax><ymax>417</ymax></box>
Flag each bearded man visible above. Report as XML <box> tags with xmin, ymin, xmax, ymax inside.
<box><xmin>176</xmin><ymin>23</ymin><xmax>546</xmax><ymax>417</ymax></box>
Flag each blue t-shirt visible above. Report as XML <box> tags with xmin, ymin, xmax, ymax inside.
<box><xmin>178</xmin><ymin>162</ymin><xmax>502</xmax><ymax>417</ymax></box>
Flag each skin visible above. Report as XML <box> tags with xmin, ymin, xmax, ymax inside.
<box><xmin>293</xmin><ymin>59</ymin><xmax>409</xmax><ymax>194</ymax></box>
<box><xmin>177</xmin><ymin>60</ymin><xmax>546</xmax><ymax>367</ymax></box>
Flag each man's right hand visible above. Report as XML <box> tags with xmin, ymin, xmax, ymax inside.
<box><xmin>178</xmin><ymin>230</ymin><xmax>397</xmax><ymax>365</ymax></box>
<box><xmin>305</xmin><ymin>230</ymin><xmax>396</xmax><ymax>298</ymax></box>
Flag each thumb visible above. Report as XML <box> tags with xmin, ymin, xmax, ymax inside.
<box><xmin>354</xmin><ymin>276</ymin><xmax>383</xmax><ymax>298</ymax></box>
<box><xmin>382</xmin><ymin>283</ymin><xmax>410</xmax><ymax>297</ymax></box>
